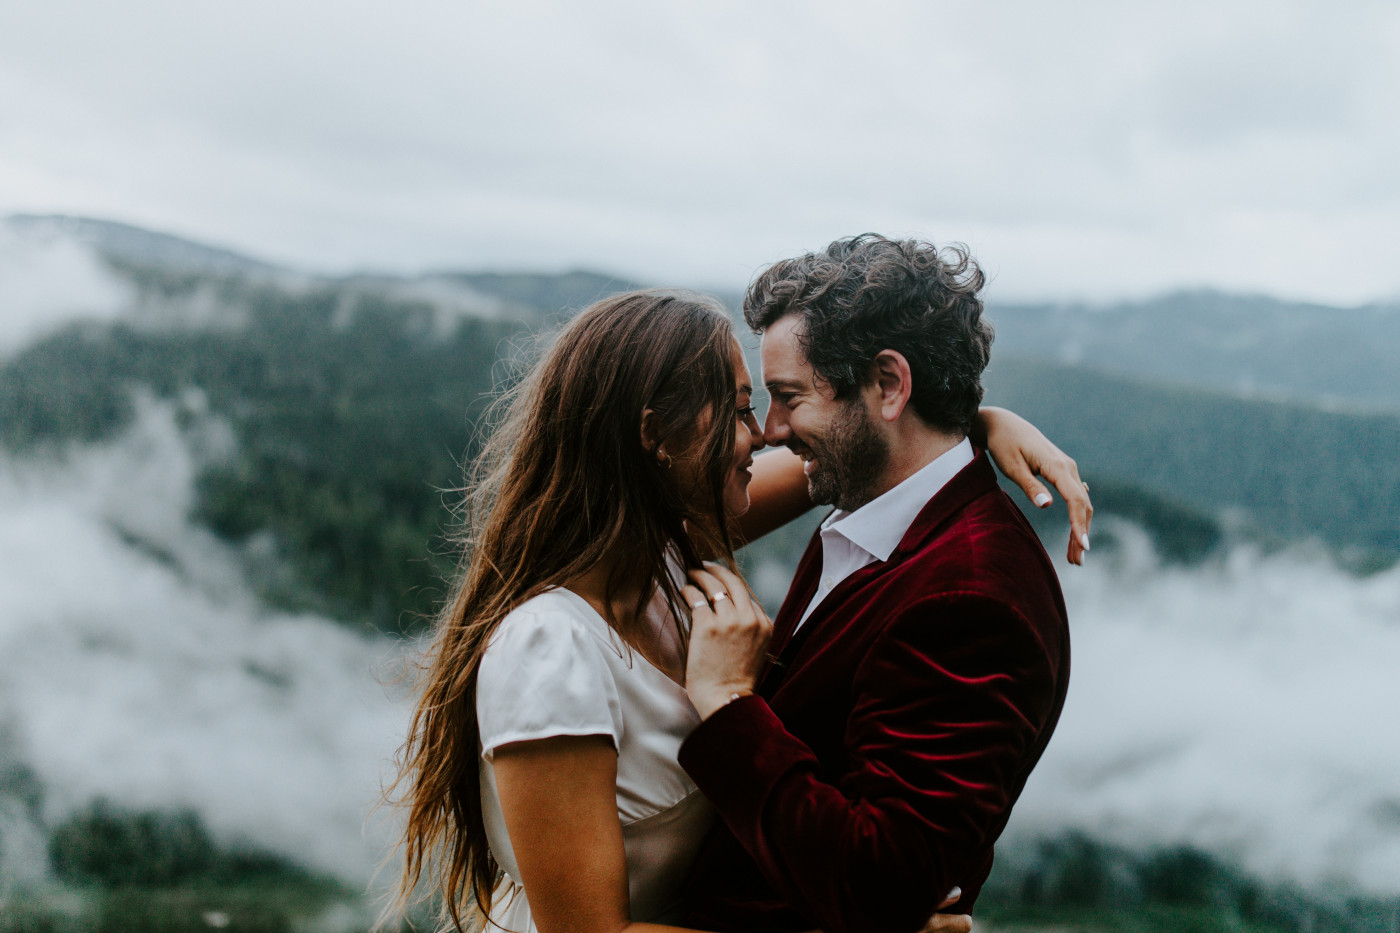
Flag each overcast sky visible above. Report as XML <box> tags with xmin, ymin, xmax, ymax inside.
<box><xmin>2</xmin><ymin>0</ymin><xmax>1397</xmax><ymax>302</ymax></box>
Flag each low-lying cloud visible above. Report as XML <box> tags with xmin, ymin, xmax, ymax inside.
<box><xmin>0</xmin><ymin>227</ymin><xmax>132</xmax><ymax>356</ymax></box>
<box><xmin>0</xmin><ymin>408</ymin><xmax>1396</xmax><ymax>899</ymax></box>
<box><xmin>1007</xmin><ymin>520</ymin><xmax>1400</xmax><ymax>895</ymax></box>
<box><xmin>0</xmin><ymin>402</ymin><xmax>410</xmax><ymax>883</ymax></box>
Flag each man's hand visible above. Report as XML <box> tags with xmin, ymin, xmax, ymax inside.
<box><xmin>682</xmin><ymin>563</ymin><xmax>772</xmax><ymax>720</ymax></box>
<box><xmin>919</xmin><ymin>887</ymin><xmax>973</xmax><ymax>933</ymax></box>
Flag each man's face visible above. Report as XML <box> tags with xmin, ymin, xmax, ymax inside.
<box><xmin>759</xmin><ymin>314</ymin><xmax>889</xmax><ymax>511</ymax></box>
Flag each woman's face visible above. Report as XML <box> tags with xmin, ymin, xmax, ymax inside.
<box><xmin>724</xmin><ymin>340</ymin><xmax>765</xmax><ymax>518</ymax></box>
<box><xmin>668</xmin><ymin>338</ymin><xmax>765</xmax><ymax>519</ymax></box>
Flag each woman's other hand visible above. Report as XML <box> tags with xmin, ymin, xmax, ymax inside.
<box><xmin>918</xmin><ymin>887</ymin><xmax>973</xmax><ymax>933</ymax></box>
<box><xmin>683</xmin><ymin>563</ymin><xmax>773</xmax><ymax>719</ymax></box>
<box><xmin>794</xmin><ymin>887</ymin><xmax>973</xmax><ymax>933</ymax></box>
<box><xmin>979</xmin><ymin>406</ymin><xmax>1094</xmax><ymax>565</ymax></box>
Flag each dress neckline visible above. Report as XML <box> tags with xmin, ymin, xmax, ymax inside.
<box><xmin>550</xmin><ymin>586</ymin><xmax>688</xmax><ymax>690</ymax></box>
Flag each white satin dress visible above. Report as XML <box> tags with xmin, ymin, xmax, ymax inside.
<box><xmin>476</xmin><ymin>588</ymin><xmax>715</xmax><ymax>932</ymax></box>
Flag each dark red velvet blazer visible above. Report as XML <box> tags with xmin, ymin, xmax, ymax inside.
<box><xmin>679</xmin><ymin>450</ymin><xmax>1070</xmax><ymax>933</ymax></box>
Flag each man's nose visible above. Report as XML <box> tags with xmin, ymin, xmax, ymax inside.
<box><xmin>763</xmin><ymin>410</ymin><xmax>790</xmax><ymax>448</ymax></box>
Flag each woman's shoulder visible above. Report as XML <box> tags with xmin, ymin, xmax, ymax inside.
<box><xmin>490</xmin><ymin>589</ymin><xmax>621</xmax><ymax>655</ymax></box>
<box><xmin>479</xmin><ymin>589</ymin><xmax>628</xmax><ymax>694</ymax></box>
<box><xmin>477</xmin><ymin>589</ymin><xmax>627</xmax><ymax>757</ymax></box>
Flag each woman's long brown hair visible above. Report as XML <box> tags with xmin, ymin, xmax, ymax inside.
<box><xmin>383</xmin><ymin>290</ymin><xmax>740</xmax><ymax>930</ymax></box>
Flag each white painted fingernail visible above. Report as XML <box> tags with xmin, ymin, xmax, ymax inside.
<box><xmin>1034</xmin><ymin>493</ymin><xmax>1052</xmax><ymax>507</ymax></box>
<box><xmin>1080</xmin><ymin>533</ymin><xmax>1090</xmax><ymax>551</ymax></box>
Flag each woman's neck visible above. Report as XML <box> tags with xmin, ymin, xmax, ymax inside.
<box><xmin>565</xmin><ymin>558</ymin><xmax>649</xmax><ymax>630</ymax></box>
<box><xmin>565</xmin><ymin>557</ymin><xmax>686</xmax><ymax>684</ymax></box>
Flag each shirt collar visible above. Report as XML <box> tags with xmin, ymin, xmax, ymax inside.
<box><xmin>820</xmin><ymin>437</ymin><xmax>975</xmax><ymax>563</ymax></box>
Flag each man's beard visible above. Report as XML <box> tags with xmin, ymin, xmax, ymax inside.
<box><xmin>800</xmin><ymin>401</ymin><xmax>889</xmax><ymax>512</ymax></box>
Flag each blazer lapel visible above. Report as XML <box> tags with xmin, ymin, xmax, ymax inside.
<box><xmin>758</xmin><ymin>525</ymin><xmax>825</xmax><ymax>689</ymax></box>
<box><xmin>887</xmin><ymin>449</ymin><xmax>999</xmax><ymax>562</ymax></box>
<box><xmin>762</xmin><ymin>450</ymin><xmax>1001</xmax><ymax>682</ymax></box>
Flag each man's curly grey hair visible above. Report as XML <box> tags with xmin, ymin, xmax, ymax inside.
<box><xmin>743</xmin><ymin>233</ymin><xmax>994</xmax><ymax>436</ymax></box>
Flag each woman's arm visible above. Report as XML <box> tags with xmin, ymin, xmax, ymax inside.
<box><xmin>492</xmin><ymin>735</ymin><xmax>685</xmax><ymax>933</ymax></box>
<box><xmin>738</xmin><ymin>407</ymin><xmax>1094</xmax><ymax>564</ymax></box>
<box><xmin>976</xmin><ymin>407</ymin><xmax>1094</xmax><ymax>566</ymax></box>
<box><xmin>493</xmin><ymin>734</ymin><xmax>972</xmax><ymax>933</ymax></box>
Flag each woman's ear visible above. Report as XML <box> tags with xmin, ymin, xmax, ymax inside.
<box><xmin>641</xmin><ymin>408</ymin><xmax>670</xmax><ymax>466</ymax></box>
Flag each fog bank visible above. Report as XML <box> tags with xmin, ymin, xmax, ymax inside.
<box><xmin>1</xmin><ymin>408</ymin><xmax>1397</xmax><ymax>898</ymax></box>
<box><xmin>1008</xmin><ymin>520</ymin><xmax>1400</xmax><ymax>894</ymax></box>
<box><xmin>0</xmin><ymin>403</ymin><xmax>410</xmax><ymax>883</ymax></box>
<box><xmin>0</xmin><ymin>227</ymin><xmax>132</xmax><ymax>355</ymax></box>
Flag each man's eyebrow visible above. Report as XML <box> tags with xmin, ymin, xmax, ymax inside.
<box><xmin>765</xmin><ymin>378</ymin><xmax>804</xmax><ymax>392</ymax></box>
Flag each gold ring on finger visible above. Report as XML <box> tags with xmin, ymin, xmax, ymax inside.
<box><xmin>711</xmin><ymin>592</ymin><xmax>729</xmax><ymax>603</ymax></box>
<box><xmin>690</xmin><ymin>599</ymin><xmax>708</xmax><ymax>610</ymax></box>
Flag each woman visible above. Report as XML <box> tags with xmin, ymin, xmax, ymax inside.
<box><xmin>386</xmin><ymin>289</ymin><xmax>1089</xmax><ymax>933</ymax></box>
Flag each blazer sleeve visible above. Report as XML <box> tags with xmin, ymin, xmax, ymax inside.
<box><xmin>678</xmin><ymin>592</ymin><xmax>1058</xmax><ymax>933</ymax></box>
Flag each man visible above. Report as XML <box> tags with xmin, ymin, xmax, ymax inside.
<box><xmin>681</xmin><ymin>234</ymin><xmax>1073</xmax><ymax>933</ymax></box>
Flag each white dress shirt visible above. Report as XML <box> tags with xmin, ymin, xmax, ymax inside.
<box><xmin>795</xmin><ymin>437</ymin><xmax>975</xmax><ymax>631</ymax></box>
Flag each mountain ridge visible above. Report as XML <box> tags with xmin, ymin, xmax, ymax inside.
<box><xmin>987</xmin><ymin>289</ymin><xmax>1400</xmax><ymax>410</ymax></box>
<box><xmin>5</xmin><ymin>214</ymin><xmax>1394</xmax><ymax>629</ymax></box>
<box><xmin>4</xmin><ymin>214</ymin><xmax>653</xmax><ymax>319</ymax></box>
<box><xmin>7</xmin><ymin>214</ymin><xmax>283</xmax><ymax>276</ymax></box>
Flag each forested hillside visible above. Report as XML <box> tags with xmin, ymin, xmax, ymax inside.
<box><xmin>988</xmin><ymin>290</ymin><xmax>1400</xmax><ymax>410</ymax></box>
<box><xmin>984</xmin><ymin>356</ymin><xmax>1400</xmax><ymax>559</ymax></box>
<box><xmin>6</xmin><ymin>217</ymin><xmax>1400</xmax><ymax>932</ymax></box>
<box><xmin>4</xmin><ymin>220</ymin><xmax>1396</xmax><ymax>632</ymax></box>
<box><xmin>0</xmin><ymin>270</ymin><xmax>597</xmax><ymax>630</ymax></box>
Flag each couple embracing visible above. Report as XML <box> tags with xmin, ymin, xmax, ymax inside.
<box><xmin>387</xmin><ymin>235</ymin><xmax>1088</xmax><ymax>933</ymax></box>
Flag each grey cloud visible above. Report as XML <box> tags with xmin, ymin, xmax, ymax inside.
<box><xmin>1</xmin><ymin>0</ymin><xmax>1398</xmax><ymax>302</ymax></box>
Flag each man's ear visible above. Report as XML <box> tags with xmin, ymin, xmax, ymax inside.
<box><xmin>869</xmin><ymin>350</ymin><xmax>913</xmax><ymax>423</ymax></box>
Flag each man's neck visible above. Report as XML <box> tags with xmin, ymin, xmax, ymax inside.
<box><xmin>870</xmin><ymin>428</ymin><xmax>965</xmax><ymax>503</ymax></box>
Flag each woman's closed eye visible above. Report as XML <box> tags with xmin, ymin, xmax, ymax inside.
<box><xmin>737</xmin><ymin>405</ymin><xmax>756</xmax><ymax>419</ymax></box>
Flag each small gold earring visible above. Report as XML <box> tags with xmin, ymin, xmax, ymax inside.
<box><xmin>657</xmin><ymin>450</ymin><xmax>672</xmax><ymax>470</ymax></box>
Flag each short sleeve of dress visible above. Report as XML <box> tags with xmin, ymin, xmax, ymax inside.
<box><xmin>476</xmin><ymin>604</ymin><xmax>625</xmax><ymax>762</ymax></box>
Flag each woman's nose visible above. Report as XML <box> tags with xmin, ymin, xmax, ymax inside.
<box><xmin>747</xmin><ymin>415</ymin><xmax>766</xmax><ymax>452</ymax></box>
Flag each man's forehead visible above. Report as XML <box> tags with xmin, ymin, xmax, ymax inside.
<box><xmin>758</xmin><ymin>315</ymin><xmax>809</xmax><ymax>378</ymax></box>
<box><xmin>762</xmin><ymin>313</ymin><xmax>805</xmax><ymax>343</ymax></box>
<box><xmin>730</xmin><ymin>338</ymin><xmax>753</xmax><ymax>393</ymax></box>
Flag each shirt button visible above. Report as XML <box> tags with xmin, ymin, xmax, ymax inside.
<box><xmin>822</xmin><ymin>576</ymin><xmax>835</xmax><ymax>590</ymax></box>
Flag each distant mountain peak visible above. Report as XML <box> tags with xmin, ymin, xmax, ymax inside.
<box><xmin>423</xmin><ymin>268</ymin><xmax>652</xmax><ymax>317</ymax></box>
<box><xmin>4</xmin><ymin>214</ymin><xmax>280</xmax><ymax>276</ymax></box>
